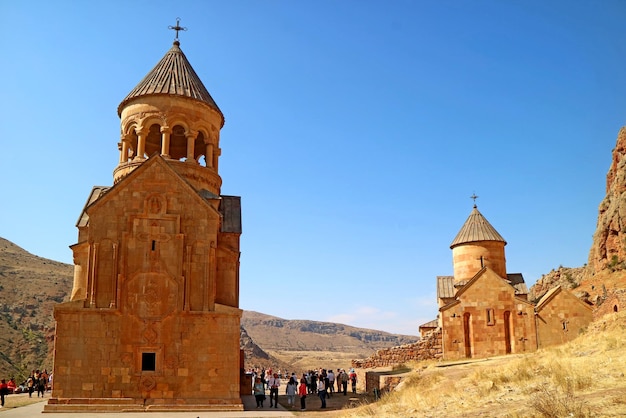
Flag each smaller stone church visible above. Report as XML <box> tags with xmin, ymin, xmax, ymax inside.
<box><xmin>421</xmin><ymin>204</ymin><xmax>593</xmax><ymax>360</ymax></box>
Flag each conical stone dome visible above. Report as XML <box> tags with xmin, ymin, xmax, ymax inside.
<box><xmin>117</xmin><ymin>41</ymin><xmax>222</xmax><ymax>120</ymax></box>
<box><xmin>450</xmin><ymin>206</ymin><xmax>507</xmax><ymax>249</ymax></box>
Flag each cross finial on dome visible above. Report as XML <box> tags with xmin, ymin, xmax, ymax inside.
<box><xmin>470</xmin><ymin>192</ymin><xmax>479</xmax><ymax>208</ymax></box>
<box><xmin>168</xmin><ymin>17</ymin><xmax>187</xmax><ymax>42</ymax></box>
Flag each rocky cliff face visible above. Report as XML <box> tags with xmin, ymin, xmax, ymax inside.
<box><xmin>528</xmin><ymin>266</ymin><xmax>588</xmax><ymax>302</ymax></box>
<box><xmin>588</xmin><ymin>127</ymin><xmax>626</xmax><ymax>274</ymax></box>
<box><xmin>529</xmin><ymin>126</ymin><xmax>626</xmax><ymax>303</ymax></box>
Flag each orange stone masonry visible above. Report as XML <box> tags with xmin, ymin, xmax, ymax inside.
<box><xmin>452</xmin><ymin>241</ymin><xmax>506</xmax><ymax>283</ymax></box>
<box><xmin>536</xmin><ymin>285</ymin><xmax>594</xmax><ymax>348</ymax></box>
<box><xmin>352</xmin><ymin>329</ymin><xmax>442</xmax><ymax>368</ymax></box>
<box><xmin>440</xmin><ymin>268</ymin><xmax>537</xmax><ymax>360</ymax></box>
<box><xmin>46</xmin><ymin>39</ymin><xmax>244</xmax><ymax>412</ymax></box>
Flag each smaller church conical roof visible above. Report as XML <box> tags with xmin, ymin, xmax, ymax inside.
<box><xmin>450</xmin><ymin>206</ymin><xmax>507</xmax><ymax>249</ymax></box>
<box><xmin>118</xmin><ymin>41</ymin><xmax>222</xmax><ymax>119</ymax></box>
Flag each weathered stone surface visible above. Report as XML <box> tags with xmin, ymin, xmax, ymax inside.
<box><xmin>589</xmin><ymin>127</ymin><xmax>626</xmax><ymax>274</ymax></box>
<box><xmin>352</xmin><ymin>329</ymin><xmax>443</xmax><ymax>368</ymax></box>
<box><xmin>528</xmin><ymin>266</ymin><xmax>588</xmax><ymax>302</ymax></box>
<box><xmin>536</xmin><ymin>286</ymin><xmax>594</xmax><ymax>348</ymax></box>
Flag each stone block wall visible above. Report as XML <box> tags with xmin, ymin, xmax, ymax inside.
<box><xmin>536</xmin><ymin>288</ymin><xmax>593</xmax><ymax>349</ymax></box>
<box><xmin>365</xmin><ymin>372</ymin><xmax>403</xmax><ymax>394</ymax></box>
<box><xmin>49</xmin><ymin>305</ymin><xmax>242</xmax><ymax>410</ymax></box>
<box><xmin>364</xmin><ymin>372</ymin><xmax>379</xmax><ymax>394</ymax></box>
<box><xmin>383</xmin><ymin>376</ymin><xmax>402</xmax><ymax>392</ymax></box>
<box><xmin>352</xmin><ymin>329</ymin><xmax>442</xmax><ymax>369</ymax></box>
<box><xmin>441</xmin><ymin>269</ymin><xmax>537</xmax><ymax>360</ymax></box>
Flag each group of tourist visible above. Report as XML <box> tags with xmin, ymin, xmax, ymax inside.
<box><xmin>249</xmin><ymin>367</ymin><xmax>358</xmax><ymax>410</ymax></box>
<box><xmin>0</xmin><ymin>369</ymin><xmax>52</xmax><ymax>407</ymax></box>
<box><xmin>25</xmin><ymin>370</ymin><xmax>51</xmax><ymax>398</ymax></box>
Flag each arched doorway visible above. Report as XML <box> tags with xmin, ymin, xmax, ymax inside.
<box><xmin>463</xmin><ymin>312</ymin><xmax>472</xmax><ymax>358</ymax></box>
<box><xmin>503</xmin><ymin>311</ymin><xmax>512</xmax><ymax>354</ymax></box>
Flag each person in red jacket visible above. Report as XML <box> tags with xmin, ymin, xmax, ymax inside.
<box><xmin>349</xmin><ymin>368</ymin><xmax>357</xmax><ymax>394</ymax></box>
<box><xmin>0</xmin><ymin>379</ymin><xmax>8</xmax><ymax>407</ymax></box>
<box><xmin>298</xmin><ymin>377</ymin><xmax>308</xmax><ymax>411</ymax></box>
<box><xmin>6</xmin><ymin>378</ymin><xmax>16</xmax><ymax>394</ymax></box>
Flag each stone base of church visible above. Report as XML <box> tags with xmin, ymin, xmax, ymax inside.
<box><xmin>43</xmin><ymin>397</ymin><xmax>244</xmax><ymax>413</ymax></box>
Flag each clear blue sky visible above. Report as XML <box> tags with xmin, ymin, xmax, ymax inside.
<box><xmin>1</xmin><ymin>1</ymin><xmax>625</xmax><ymax>335</ymax></box>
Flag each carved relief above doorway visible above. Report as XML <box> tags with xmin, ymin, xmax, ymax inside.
<box><xmin>124</xmin><ymin>273</ymin><xmax>178</xmax><ymax>320</ymax></box>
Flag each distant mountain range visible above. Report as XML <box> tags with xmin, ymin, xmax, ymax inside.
<box><xmin>241</xmin><ymin>310</ymin><xmax>418</xmax><ymax>372</ymax></box>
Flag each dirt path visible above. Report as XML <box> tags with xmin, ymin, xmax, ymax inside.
<box><xmin>275</xmin><ymin>388</ymin><xmax>373</xmax><ymax>416</ymax></box>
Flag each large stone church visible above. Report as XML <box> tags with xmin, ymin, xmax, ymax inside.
<box><xmin>45</xmin><ymin>34</ymin><xmax>243</xmax><ymax>412</ymax></box>
<box><xmin>421</xmin><ymin>203</ymin><xmax>593</xmax><ymax>360</ymax></box>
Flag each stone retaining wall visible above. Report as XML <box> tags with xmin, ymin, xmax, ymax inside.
<box><xmin>352</xmin><ymin>329</ymin><xmax>442</xmax><ymax>369</ymax></box>
<box><xmin>365</xmin><ymin>372</ymin><xmax>404</xmax><ymax>395</ymax></box>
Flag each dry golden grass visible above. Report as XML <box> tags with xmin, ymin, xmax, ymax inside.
<box><xmin>332</xmin><ymin>311</ymin><xmax>626</xmax><ymax>418</ymax></box>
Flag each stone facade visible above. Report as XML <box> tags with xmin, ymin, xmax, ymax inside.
<box><xmin>535</xmin><ymin>285</ymin><xmax>593</xmax><ymax>348</ymax></box>
<box><xmin>46</xmin><ymin>39</ymin><xmax>243</xmax><ymax>412</ymax></box>
<box><xmin>440</xmin><ymin>268</ymin><xmax>537</xmax><ymax>360</ymax></box>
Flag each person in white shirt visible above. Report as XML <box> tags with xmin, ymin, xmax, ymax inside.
<box><xmin>285</xmin><ymin>377</ymin><xmax>298</xmax><ymax>408</ymax></box>
<box><xmin>327</xmin><ymin>369</ymin><xmax>335</xmax><ymax>396</ymax></box>
<box><xmin>317</xmin><ymin>375</ymin><xmax>327</xmax><ymax>408</ymax></box>
<box><xmin>268</xmin><ymin>373</ymin><xmax>281</xmax><ymax>408</ymax></box>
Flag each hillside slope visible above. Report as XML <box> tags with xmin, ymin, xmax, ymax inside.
<box><xmin>0</xmin><ymin>238</ymin><xmax>73</xmax><ymax>382</ymax></box>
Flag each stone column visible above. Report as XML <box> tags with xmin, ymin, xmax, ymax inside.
<box><xmin>119</xmin><ymin>133</ymin><xmax>132</xmax><ymax>163</ymax></box>
<box><xmin>134</xmin><ymin>127</ymin><xmax>148</xmax><ymax>161</ymax></box>
<box><xmin>207</xmin><ymin>242</ymin><xmax>216</xmax><ymax>311</ymax></box>
<box><xmin>110</xmin><ymin>242</ymin><xmax>118</xmax><ymax>308</ymax></box>
<box><xmin>184</xmin><ymin>245</ymin><xmax>191</xmax><ymax>311</ymax></box>
<box><xmin>185</xmin><ymin>131</ymin><xmax>198</xmax><ymax>163</ymax></box>
<box><xmin>160</xmin><ymin>126</ymin><xmax>171</xmax><ymax>158</ymax></box>
<box><xmin>88</xmin><ymin>243</ymin><xmax>98</xmax><ymax>308</ymax></box>
<box><xmin>206</xmin><ymin>143</ymin><xmax>214</xmax><ymax>168</ymax></box>
<box><xmin>70</xmin><ymin>243</ymin><xmax>90</xmax><ymax>302</ymax></box>
<box><xmin>213</xmin><ymin>147</ymin><xmax>221</xmax><ymax>171</ymax></box>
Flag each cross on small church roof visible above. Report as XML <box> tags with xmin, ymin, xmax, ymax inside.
<box><xmin>168</xmin><ymin>17</ymin><xmax>187</xmax><ymax>41</ymax></box>
<box><xmin>470</xmin><ymin>192</ymin><xmax>479</xmax><ymax>208</ymax></box>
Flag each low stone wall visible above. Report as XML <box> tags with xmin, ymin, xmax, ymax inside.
<box><xmin>352</xmin><ymin>329</ymin><xmax>442</xmax><ymax>369</ymax></box>
<box><xmin>364</xmin><ymin>372</ymin><xmax>403</xmax><ymax>395</ymax></box>
<box><xmin>364</xmin><ymin>371</ymin><xmax>379</xmax><ymax>394</ymax></box>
